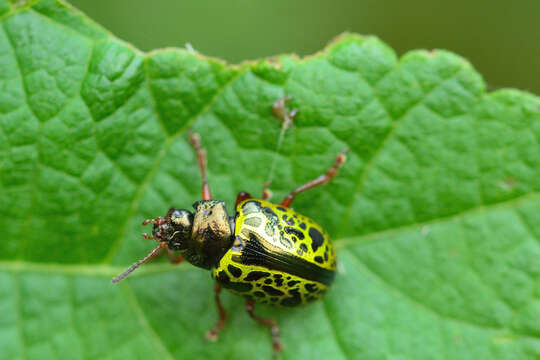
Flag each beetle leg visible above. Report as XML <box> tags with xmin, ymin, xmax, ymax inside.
<box><xmin>167</xmin><ymin>248</ymin><xmax>184</xmax><ymax>264</ymax></box>
<box><xmin>235</xmin><ymin>191</ymin><xmax>252</xmax><ymax>207</ymax></box>
<box><xmin>263</xmin><ymin>97</ymin><xmax>297</xmax><ymax>202</ymax></box>
<box><xmin>280</xmin><ymin>148</ymin><xmax>349</xmax><ymax>208</ymax></box>
<box><xmin>189</xmin><ymin>131</ymin><xmax>212</xmax><ymax>200</ymax></box>
<box><xmin>272</xmin><ymin>96</ymin><xmax>297</xmax><ymax>130</ymax></box>
<box><xmin>261</xmin><ymin>181</ymin><xmax>272</xmax><ymax>201</ymax></box>
<box><xmin>245</xmin><ymin>299</ymin><xmax>282</xmax><ymax>356</ymax></box>
<box><xmin>205</xmin><ymin>283</ymin><xmax>228</xmax><ymax>341</ymax></box>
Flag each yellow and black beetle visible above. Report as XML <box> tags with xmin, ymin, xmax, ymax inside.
<box><xmin>113</xmin><ymin>98</ymin><xmax>348</xmax><ymax>355</ymax></box>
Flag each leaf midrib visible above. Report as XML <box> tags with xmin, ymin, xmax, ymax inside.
<box><xmin>338</xmin><ymin>249</ymin><xmax>538</xmax><ymax>341</ymax></box>
<box><xmin>336</xmin><ymin>191</ymin><xmax>539</xmax><ymax>248</ymax></box>
<box><xmin>120</xmin><ymin>282</ymin><xmax>175</xmax><ymax>360</ymax></box>
<box><xmin>3</xmin><ymin>190</ymin><xmax>537</xmax><ymax>275</ymax></box>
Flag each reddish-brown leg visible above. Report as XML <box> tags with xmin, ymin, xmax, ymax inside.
<box><xmin>281</xmin><ymin>148</ymin><xmax>349</xmax><ymax>208</ymax></box>
<box><xmin>235</xmin><ymin>191</ymin><xmax>252</xmax><ymax>207</ymax></box>
<box><xmin>167</xmin><ymin>248</ymin><xmax>184</xmax><ymax>264</ymax></box>
<box><xmin>205</xmin><ymin>283</ymin><xmax>228</xmax><ymax>341</ymax></box>
<box><xmin>261</xmin><ymin>181</ymin><xmax>272</xmax><ymax>201</ymax></box>
<box><xmin>246</xmin><ymin>299</ymin><xmax>282</xmax><ymax>356</ymax></box>
<box><xmin>189</xmin><ymin>131</ymin><xmax>212</xmax><ymax>200</ymax></box>
<box><xmin>272</xmin><ymin>96</ymin><xmax>297</xmax><ymax>130</ymax></box>
<box><xmin>263</xmin><ymin>96</ymin><xmax>298</xmax><ymax>203</ymax></box>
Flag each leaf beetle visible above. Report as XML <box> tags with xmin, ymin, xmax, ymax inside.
<box><xmin>113</xmin><ymin>97</ymin><xmax>348</xmax><ymax>356</ymax></box>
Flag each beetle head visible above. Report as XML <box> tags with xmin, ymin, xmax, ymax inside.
<box><xmin>112</xmin><ymin>201</ymin><xmax>234</xmax><ymax>283</ymax></box>
<box><xmin>111</xmin><ymin>207</ymin><xmax>194</xmax><ymax>283</ymax></box>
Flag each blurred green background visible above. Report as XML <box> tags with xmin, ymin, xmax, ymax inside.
<box><xmin>69</xmin><ymin>0</ymin><xmax>539</xmax><ymax>94</ymax></box>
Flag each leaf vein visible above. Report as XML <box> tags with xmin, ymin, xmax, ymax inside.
<box><xmin>0</xmin><ymin>260</ymin><xmax>191</xmax><ymax>277</ymax></box>
<box><xmin>119</xmin><ymin>282</ymin><xmax>175</xmax><ymax>360</ymax></box>
<box><xmin>12</xmin><ymin>272</ymin><xmax>26</xmax><ymax>360</ymax></box>
<box><xmin>321</xmin><ymin>298</ymin><xmax>350</xmax><ymax>360</ymax></box>
<box><xmin>1</xmin><ymin>21</ymin><xmax>41</xmax><ymax>261</ymax></box>
<box><xmin>343</xmin><ymin>249</ymin><xmax>538</xmax><ymax>339</ymax></box>
<box><xmin>103</xmin><ymin>68</ymin><xmax>245</xmax><ymax>263</ymax></box>
<box><xmin>336</xmin><ymin>192</ymin><xmax>539</xmax><ymax>249</ymax></box>
<box><xmin>337</xmin><ymin>66</ymin><xmax>466</xmax><ymax>238</ymax></box>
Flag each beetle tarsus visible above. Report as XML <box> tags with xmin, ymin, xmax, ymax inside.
<box><xmin>246</xmin><ymin>299</ymin><xmax>282</xmax><ymax>357</ymax></box>
<box><xmin>272</xmin><ymin>96</ymin><xmax>297</xmax><ymax>129</ymax></box>
<box><xmin>205</xmin><ymin>283</ymin><xmax>227</xmax><ymax>341</ymax></box>
<box><xmin>189</xmin><ymin>130</ymin><xmax>212</xmax><ymax>200</ymax></box>
<box><xmin>280</xmin><ymin>147</ymin><xmax>349</xmax><ymax>207</ymax></box>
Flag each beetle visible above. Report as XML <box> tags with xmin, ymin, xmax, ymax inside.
<box><xmin>112</xmin><ymin>98</ymin><xmax>348</xmax><ymax>356</ymax></box>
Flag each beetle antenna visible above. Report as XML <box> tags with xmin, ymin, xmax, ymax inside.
<box><xmin>264</xmin><ymin>96</ymin><xmax>297</xmax><ymax>198</ymax></box>
<box><xmin>111</xmin><ymin>242</ymin><xmax>167</xmax><ymax>283</ymax></box>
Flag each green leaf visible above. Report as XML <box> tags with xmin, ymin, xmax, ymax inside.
<box><xmin>1</xmin><ymin>1</ymin><xmax>539</xmax><ymax>359</ymax></box>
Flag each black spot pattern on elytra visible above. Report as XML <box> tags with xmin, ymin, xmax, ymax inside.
<box><xmin>264</xmin><ymin>278</ymin><xmax>273</xmax><ymax>285</ymax></box>
<box><xmin>314</xmin><ymin>256</ymin><xmax>324</xmax><ymax>264</ymax></box>
<box><xmin>305</xmin><ymin>283</ymin><xmax>318</xmax><ymax>293</ymax></box>
<box><xmin>324</xmin><ymin>251</ymin><xmax>328</xmax><ymax>261</ymax></box>
<box><xmin>277</xmin><ymin>207</ymin><xmax>287</xmax><ymax>212</ymax></box>
<box><xmin>299</xmin><ymin>222</ymin><xmax>306</xmax><ymax>230</ymax></box>
<box><xmin>228</xmin><ymin>265</ymin><xmax>242</xmax><ymax>278</ymax></box>
<box><xmin>309</xmin><ymin>227</ymin><xmax>324</xmax><ymax>252</ymax></box>
<box><xmin>262</xmin><ymin>207</ymin><xmax>278</xmax><ymax>220</ymax></box>
<box><xmin>262</xmin><ymin>286</ymin><xmax>284</xmax><ymax>296</ymax></box>
<box><xmin>299</xmin><ymin>243</ymin><xmax>308</xmax><ymax>252</ymax></box>
<box><xmin>229</xmin><ymin>282</ymin><xmax>253</xmax><ymax>292</ymax></box>
<box><xmin>217</xmin><ymin>270</ymin><xmax>230</xmax><ymax>284</ymax></box>
<box><xmin>275</xmin><ymin>278</ymin><xmax>284</xmax><ymax>287</ymax></box>
<box><xmin>254</xmin><ymin>291</ymin><xmax>265</xmax><ymax>297</ymax></box>
<box><xmin>239</xmin><ymin>232</ymin><xmax>336</xmax><ymax>286</ymax></box>
<box><xmin>265</xmin><ymin>222</ymin><xmax>276</xmax><ymax>236</ymax></box>
<box><xmin>286</xmin><ymin>218</ymin><xmax>295</xmax><ymax>226</ymax></box>
<box><xmin>244</xmin><ymin>271</ymin><xmax>271</xmax><ymax>281</ymax></box>
<box><xmin>279</xmin><ymin>235</ymin><xmax>293</xmax><ymax>249</ymax></box>
<box><xmin>273</xmin><ymin>274</ymin><xmax>282</xmax><ymax>278</ymax></box>
<box><xmin>242</xmin><ymin>200</ymin><xmax>261</xmax><ymax>215</ymax></box>
<box><xmin>281</xmin><ymin>288</ymin><xmax>302</xmax><ymax>307</ymax></box>
<box><xmin>282</xmin><ymin>215</ymin><xmax>288</xmax><ymax>221</ymax></box>
<box><xmin>217</xmin><ymin>271</ymin><xmax>253</xmax><ymax>292</ymax></box>
<box><xmin>288</xmin><ymin>280</ymin><xmax>300</xmax><ymax>287</ymax></box>
<box><xmin>244</xmin><ymin>216</ymin><xmax>262</xmax><ymax>227</ymax></box>
<box><xmin>284</xmin><ymin>226</ymin><xmax>305</xmax><ymax>240</ymax></box>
